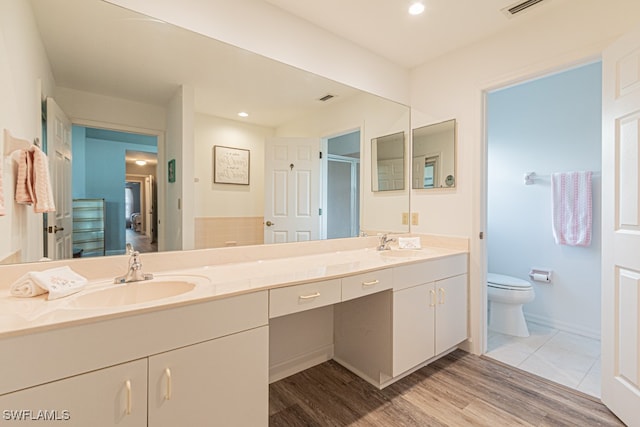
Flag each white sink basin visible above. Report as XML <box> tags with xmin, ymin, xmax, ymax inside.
<box><xmin>379</xmin><ymin>249</ymin><xmax>426</xmax><ymax>259</ymax></box>
<box><xmin>70</xmin><ymin>275</ymin><xmax>208</xmax><ymax>308</ymax></box>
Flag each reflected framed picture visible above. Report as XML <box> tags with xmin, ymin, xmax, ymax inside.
<box><xmin>213</xmin><ymin>145</ymin><xmax>250</xmax><ymax>185</ymax></box>
<box><xmin>168</xmin><ymin>159</ymin><xmax>176</xmax><ymax>183</ymax></box>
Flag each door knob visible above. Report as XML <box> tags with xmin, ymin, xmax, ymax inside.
<box><xmin>47</xmin><ymin>225</ymin><xmax>64</xmax><ymax>233</ymax></box>
<box><xmin>265</xmin><ymin>220</ymin><xmax>275</xmax><ymax>227</ymax></box>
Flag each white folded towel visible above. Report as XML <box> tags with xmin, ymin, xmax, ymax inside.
<box><xmin>10</xmin><ymin>266</ymin><xmax>88</xmax><ymax>300</ymax></box>
<box><xmin>398</xmin><ymin>236</ymin><xmax>422</xmax><ymax>249</ymax></box>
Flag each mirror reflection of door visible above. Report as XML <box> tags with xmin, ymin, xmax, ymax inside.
<box><xmin>44</xmin><ymin>97</ymin><xmax>73</xmax><ymax>260</ymax></box>
<box><xmin>264</xmin><ymin>137</ymin><xmax>321</xmax><ymax>244</ymax></box>
<box><xmin>326</xmin><ymin>130</ymin><xmax>360</xmax><ymax>239</ymax></box>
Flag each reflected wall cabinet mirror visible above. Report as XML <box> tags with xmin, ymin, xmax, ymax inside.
<box><xmin>0</xmin><ymin>0</ymin><xmax>410</xmax><ymax>266</ymax></box>
<box><xmin>411</xmin><ymin>119</ymin><xmax>456</xmax><ymax>190</ymax></box>
<box><xmin>371</xmin><ymin>132</ymin><xmax>405</xmax><ymax>192</ymax></box>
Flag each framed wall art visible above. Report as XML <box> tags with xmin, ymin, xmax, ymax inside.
<box><xmin>168</xmin><ymin>159</ymin><xmax>176</xmax><ymax>183</ymax></box>
<box><xmin>213</xmin><ymin>145</ymin><xmax>250</xmax><ymax>185</ymax></box>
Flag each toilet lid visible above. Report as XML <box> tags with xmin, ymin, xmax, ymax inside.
<box><xmin>487</xmin><ymin>273</ymin><xmax>532</xmax><ymax>289</ymax></box>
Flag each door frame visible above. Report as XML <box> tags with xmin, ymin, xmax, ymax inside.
<box><xmin>478</xmin><ymin>56</ymin><xmax>602</xmax><ymax>355</ymax></box>
<box><xmin>71</xmin><ymin>119</ymin><xmax>164</xmax><ymax>250</ymax></box>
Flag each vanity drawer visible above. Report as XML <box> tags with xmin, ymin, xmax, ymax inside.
<box><xmin>269</xmin><ymin>279</ymin><xmax>341</xmax><ymax>318</ymax></box>
<box><xmin>342</xmin><ymin>268</ymin><xmax>393</xmax><ymax>301</ymax></box>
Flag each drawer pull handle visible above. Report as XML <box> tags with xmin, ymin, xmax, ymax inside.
<box><xmin>362</xmin><ymin>279</ymin><xmax>380</xmax><ymax>287</ymax></box>
<box><xmin>165</xmin><ymin>368</ymin><xmax>172</xmax><ymax>400</ymax></box>
<box><xmin>299</xmin><ymin>292</ymin><xmax>321</xmax><ymax>300</ymax></box>
<box><xmin>125</xmin><ymin>380</ymin><xmax>132</xmax><ymax>415</ymax></box>
<box><xmin>439</xmin><ymin>288</ymin><xmax>446</xmax><ymax>305</ymax></box>
<box><xmin>429</xmin><ymin>289</ymin><xmax>436</xmax><ymax>307</ymax></box>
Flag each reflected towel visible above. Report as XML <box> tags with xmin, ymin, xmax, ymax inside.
<box><xmin>14</xmin><ymin>147</ymin><xmax>35</xmax><ymax>204</ymax></box>
<box><xmin>14</xmin><ymin>145</ymin><xmax>55</xmax><ymax>212</ymax></box>
<box><xmin>551</xmin><ymin>171</ymin><xmax>593</xmax><ymax>246</ymax></box>
<box><xmin>10</xmin><ymin>266</ymin><xmax>88</xmax><ymax>300</ymax></box>
<box><xmin>30</xmin><ymin>146</ymin><xmax>56</xmax><ymax>213</ymax></box>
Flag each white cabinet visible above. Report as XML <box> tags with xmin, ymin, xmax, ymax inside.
<box><xmin>434</xmin><ymin>274</ymin><xmax>468</xmax><ymax>355</ymax></box>
<box><xmin>392</xmin><ymin>274</ymin><xmax>468</xmax><ymax>376</ymax></box>
<box><xmin>148</xmin><ymin>326</ymin><xmax>268</xmax><ymax>427</ymax></box>
<box><xmin>1</xmin><ymin>291</ymin><xmax>269</xmax><ymax>426</ymax></box>
<box><xmin>334</xmin><ymin>256</ymin><xmax>468</xmax><ymax>388</ymax></box>
<box><xmin>0</xmin><ymin>359</ymin><xmax>148</xmax><ymax>426</ymax></box>
<box><xmin>392</xmin><ymin>282</ymin><xmax>435</xmax><ymax>375</ymax></box>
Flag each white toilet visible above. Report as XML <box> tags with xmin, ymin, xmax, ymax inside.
<box><xmin>487</xmin><ymin>273</ymin><xmax>535</xmax><ymax>337</ymax></box>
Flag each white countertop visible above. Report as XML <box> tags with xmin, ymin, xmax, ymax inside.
<box><xmin>0</xmin><ymin>244</ymin><xmax>467</xmax><ymax>338</ymax></box>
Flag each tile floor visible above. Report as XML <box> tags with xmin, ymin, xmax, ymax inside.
<box><xmin>485</xmin><ymin>322</ymin><xmax>602</xmax><ymax>398</ymax></box>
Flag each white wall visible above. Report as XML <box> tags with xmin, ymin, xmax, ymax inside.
<box><xmin>194</xmin><ymin>114</ymin><xmax>274</xmax><ymax>217</ymax></box>
<box><xmin>487</xmin><ymin>62</ymin><xmax>602</xmax><ymax>338</ymax></box>
<box><xmin>104</xmin><ymin>0</ymin><xmax>409</xmax><ymax>105</ymax></box>
<box><xmin>164</xmin><ymin>85</ymin><xmax>195</xmax><ymax>251</ymax></box>
<box><xmin>410</xmin><ymin>0</ymin><xmax>640</xmax><ymax>352</ymax></box>
<box><xmin>0</xmin><ymin>0</ymin><xmax>55</xmax><ymax>263</ymax></box>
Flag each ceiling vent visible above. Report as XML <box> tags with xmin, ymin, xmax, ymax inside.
<box><xmin>501</xmin><ymin>0</ymin><xmax>548</xmax><ymax>17</ymax></box>
<box><xmin>318</xmin><ymin>94</ymin><xmax>336</xmax><ymax>102</ymax></box>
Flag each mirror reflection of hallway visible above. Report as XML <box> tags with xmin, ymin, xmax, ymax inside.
<box><xmin>72</xmin><ymin>126</ymin><xmax>159</xmax><ymax>256</ymax></box>
<box><xmin>125</xmin><ymin>153</ymin><xmax>158</xmax><ymax>254</ymax></box>
<box><xmin>326</xmin><ymin>130</ymin><xmax>360</xmax><ymax>239</ymax></box>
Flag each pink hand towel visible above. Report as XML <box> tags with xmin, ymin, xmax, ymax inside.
<box><xmin>30</xmin><ymin>146</ymin><xmax>56</xmax><ymax>213</ymax></box>
<box><xmin>15</xmin><ymin>147</ymin><xmax>35</xmax><ymax>205</ymax></box>
<box><xmin>551</xmin><ymin>171</ymin><xmax>593</xmax><ymax>246</ymax></box>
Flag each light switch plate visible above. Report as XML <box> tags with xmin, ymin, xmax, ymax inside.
<box><xmin>402</xmin><ymin>212</ymin><xmax>409</xmax><ymax>225</ymax></box>
<box><xmin>411</xmin><ymin>212</ymin><xmax>419</xmax><ymax>225</ymax></box>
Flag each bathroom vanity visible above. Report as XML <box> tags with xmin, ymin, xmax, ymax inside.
<box><xmin>0</xmin><ymin>236</ymin><xmax>467</xmax><ymax>426</ymax></box>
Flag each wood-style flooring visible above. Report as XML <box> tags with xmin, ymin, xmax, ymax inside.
<box><xmin>269</xmin><ymin>349</ymin><xmax>624</xmax><ymax>426</ymax></box>
<box><xmin>125</xmin><ymin>228</ymin><xmax>157</xmax><ymax>253</ymax></box>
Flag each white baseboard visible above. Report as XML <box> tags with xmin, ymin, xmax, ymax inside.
<box><xmin>269</xmin><ymin>344</ymin><xmax>334</xmax><ymax>384</ymax></box>
<box><xmin>524</xmin><ymin>313</ymin><xmax>600</xmax><ymax>340</ymax></box>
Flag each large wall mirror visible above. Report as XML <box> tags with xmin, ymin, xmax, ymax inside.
<box><xmin>411</xmin><ymin>119</ymin><xmax>456</xmax><ymax>190</ymax></box>
<box><xmin>0</xmin><ymin>0</ymin><xmax>410</xmax><ymax>265</ymax></box>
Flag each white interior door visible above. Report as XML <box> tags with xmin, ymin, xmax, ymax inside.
<box><xmin>601</xmin><ymin>24</ymin><xmax>640</xmax><ymax>426</ymax></box>
<box><xmin>264</xmin><ymin>137</ymin><xmax>320</xmax><ymax>244</ymax></box>
<box><xmin>46</xmin><ymin>97</ymin><xmax>72</xmax><ymax>260</ymax></box>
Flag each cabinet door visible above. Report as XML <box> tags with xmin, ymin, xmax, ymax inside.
<box><xmin>148</xmin><ymin>326</ymin><xmax>268</xmax><ymax>427</ymax></box>
<box><xmin>392</xmin><ymin>283</ymin><xmax>435</xmax><ymax>376</ymax></box>
<box><xmin>435</xmin><ymin>274</ymin><xmax>468</xmax><ymax>355</ymax></box>
<box><xmin>0</xmin><ymin>359</ymin><xmax>147</xmax><ymax>426</ymax></box>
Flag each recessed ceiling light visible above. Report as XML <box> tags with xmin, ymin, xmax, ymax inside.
<box><xmin>135</xmin><ymin>160</ymin><xmax>147</xmax><ymax>166</ymax></box>
<box><xmin>238</xmin><ymin>112</ymin><xmax>249</xmax><ymax>118</ymax></box>
<box><xmin>409</xmin><ymin>2</ymin><xmax>425</xmax><ymax>15</ymax></box>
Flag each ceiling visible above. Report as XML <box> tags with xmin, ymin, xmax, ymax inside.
<box><xmin>30</xmin><ymin>0</ymin><xmax>360</xmax><ymax>128</ymax></box>
<box><xmin>264</xmin><ymin>0</ymin><xmax>570</xmax><ymax>68</ymax></box>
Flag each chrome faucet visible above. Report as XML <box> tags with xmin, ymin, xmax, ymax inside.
<box><xmin>114</xmin><ymin>244</ymin><xmax>154</xmax><ymax>284</ymax></box>
<box><xmin>377</xmin><ymin>234</ymin><xmax>396</xmax><ymax>251</ymax></box>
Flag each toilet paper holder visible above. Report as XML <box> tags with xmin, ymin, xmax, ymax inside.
<box><xmin>529</xmin><ymin>269</ymin><xmax>552</xmax><ymax>283</ymax></box>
